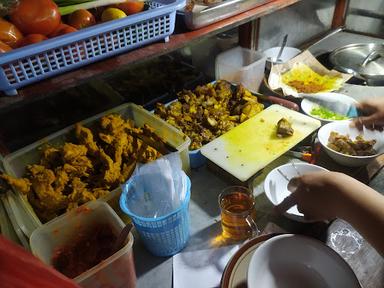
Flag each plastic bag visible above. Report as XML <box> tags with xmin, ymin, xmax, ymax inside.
<box><xmin>124</xmin><ymin>153</ymin><xmax>187</xmax><ymax>218</ymax></box>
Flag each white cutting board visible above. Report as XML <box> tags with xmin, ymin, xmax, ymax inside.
<box><xmin>201</xmin><ymin>105</ymin><xmax>321</xmax><ymax>182</ymax></box>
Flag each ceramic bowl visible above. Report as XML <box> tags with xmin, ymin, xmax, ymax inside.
<box><xmin>301</xmin><ymin>92</ymin><xmax>359</xmax><ymax>124</ymax></box>
<box><xmin>264</xmin><ymin>162</ymin><xmax>328</xmax><ymax>222</ymax></box>
<box><xmin>318</xmin><ymin>120</ymin><xmax>384</xmax><ymax>167</ymax></box>
<box><xmin>247</xmin><ymin>234</ymin><xmax>361</xmax><ymax>288</ymax></box>
<box><xmin>263</xmin><ymin>47</ymin><xmax>301</xmax><ymax>64</ymax></box>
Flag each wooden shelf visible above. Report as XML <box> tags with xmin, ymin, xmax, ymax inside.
<box><xmin>3</xmin><ymin>0</ymin><xmax>301</xmax><ymax>102</ymax></box>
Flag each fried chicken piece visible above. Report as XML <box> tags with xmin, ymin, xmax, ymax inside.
<box><xmin>98</xmin><ymin>152</ymin><xmax>120</xmax><ymax>185</ymax></box>
<box><xmin>98</xmin><ymin>130</ymin><xmax>130</xmax><ymax>185</ymax></box>
<box><xmin>67</xmin><ymin>177</ymin><xmax>96</xmax><ymax>205</ymax></box>
<box><xmin>92</xmin><ymin>188</ymin><xmax>109</xmax><ymax>199</ymax></box>
<box><xmin>119</xmin><ymin>160</ymin><xmax>137</xmax><ymax>183</ymax></box>
<box><xmin>276</xmin><ymin>118</ymin><xmax>294</xmax><ymax>138</ymax></box>
<box><xmin>327</xmin><ymin>132</ymin><xmax>376</xmax><ymax>156</ymax></box>
<box><xmin>53</xmin><ymin>167</ymin><xmax>69</xmax><ymax>194</ymax></box>
<box><xmin>62</xmin><ymin>143</ymin><xmax>93</xmax><ymax>177</ymax></box>
<box><xmin>27</xmin><ymin>164</ymin><xmax>68</xmax><ymax>212</ymax></box>
<box><xmin>75</xmin><ymin>124</ymin><xmax>99</xmax><ymax>155</ymax></box>
<box><xmin>99</xmin><ymin>133</ymin><xmax>114</xmax><ymax>145</ymax></box>
<box><xmin>40</xmin><ymin>146</ymin><xmax>61</xmax><ymax>168</ymax></box>
<box><xmin>0</xmin><ymin>174</ymin><xmax>31</xmax><ymax>194</ymax></box>
<box><xmin>100</xmin><ymin>114</ymin><xmax>126</xmax><ymax>135</ymax></box>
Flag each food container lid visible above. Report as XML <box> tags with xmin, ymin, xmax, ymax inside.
<box><xmin>329</xmin><ymin>43</ymin><xmax>384</xmax><ymax>77</ymax></box>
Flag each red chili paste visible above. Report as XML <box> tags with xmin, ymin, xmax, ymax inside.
<box><xmin>51</xmin><ymin>223</ymin><xmax>118</xmax><ymax>279</ymax></box>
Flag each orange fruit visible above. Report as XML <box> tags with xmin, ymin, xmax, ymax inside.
<box><xmin>17</xmin><ymin>34</ymin><xmax>47</xmax><ymax>47</ymax></box>
<box><xmin>0</xmin><ymin>40</ymin><xmax>12</xmax><ymax>53</ymax></box>
<box><xmin>0</xmin><ymin>18</ymin><xmax>23</xmax><ymax>48</ymax></box>
<box><xmin>113</xmin><ymin>1</ymin><xmax>145</xmax><ymax>15</ymax></box>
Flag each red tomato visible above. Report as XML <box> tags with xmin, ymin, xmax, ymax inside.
<box><xmin>112</xmin><ymin>0</ymin><xmax>145</xmax><ymax>15</ymax></box>
<box><xmin>17</xmin><ymin>34</ymin><xmax>48</xmax><ymax>47</ymax></box>
<box><xmin>0</xmin><ymin>18</ymin><xmax>23</xmax><ymax>48</ymax></box>
<box><xmin>0</xmin><ymin>40</ymin><xmax>12</xmax><ymax>53</ymax></box>
<box><xmin>49</xmin><ymin>23</ymin><xmax>77</xmax><ymax>37</ymax></box>
<box><xmin>10</xmin><ymin>0</ymin><xmax>61</xmax><ymax>36</ymax></box>
<box><xmin>67</xmin><ymin>9</ymin><xmax>96</xmax><ymax>30</ymax></box>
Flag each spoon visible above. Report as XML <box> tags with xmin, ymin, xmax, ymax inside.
<box><xmin>113</xmin><ymin>223</ymin><xmax>133</xmax><ymax>253</ymax></box>
<box><xmin>276</xmin><ymin>34</ymin><xmax>288</xmax><ymax>63</ymax></box>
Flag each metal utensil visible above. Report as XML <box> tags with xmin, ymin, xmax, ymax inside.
<box><xmin>276</xmin><ymin>34</ymin><xmax>288</xmax><ymax>63</ymax></box>
<box><xmin>113</xmin><ymin>223</ymin><xmax>133</xmax><ymax>253</ymax></box>
<box><xmin>277</xmin><ymin>168</ymin><xmax>290</xmax><ymax>182</ymax></box>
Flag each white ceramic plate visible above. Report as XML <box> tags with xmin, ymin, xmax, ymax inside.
<box><xmin>318</xmin><ymin>120</ymin><xmax>384</xmax><ymax>167</ymax></box>
<box><xmin>247</xmin><ymin>234</ymin><xmax>361</xmax><ymax>288</ymax></box>
<box><xmin>263</xmin><ymin>163</ymin><xmax>328</xmax><ymax>222</ymax></box>
<box><xmin>221</xmin><ymin>234</ymin><xmax>275</xmax><ymax>288</ymax></box>
<box><xmin>301</xmin><ymin>92</ymin><xmax>358</xmax><ymax>123</ymax></box>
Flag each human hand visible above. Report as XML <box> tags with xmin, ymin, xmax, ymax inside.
<box><xmin>276</xmin><ymin>171</ymin><xmax>355</xmax><ymax>221</ymax></box>
<box><xmin>352</xmin><ymin>99</ymin><xmax>384</xmax><ymax>131</ymax></box>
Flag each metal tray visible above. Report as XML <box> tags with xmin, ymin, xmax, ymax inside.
<box><xmin>178</xmin><ymin>0</ymin><xmax>269</xmax><ymax>30</ymax></box>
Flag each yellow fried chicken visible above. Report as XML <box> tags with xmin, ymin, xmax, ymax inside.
<box><xmin>2</xmin><ymin>113</ymin><xmax>166</xmax><ymax>223</ymax></box>
<box><xmin>0</xmin><ymin>174</ymin><xmax>31</xmax><ymax>194</ymax></box>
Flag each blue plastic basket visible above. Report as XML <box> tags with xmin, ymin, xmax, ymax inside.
<box><xmin>120</xmin><ymin>171</ymin><xmax>190</xmax><ymax>257</ymax></box>
<box><xmin>0</xmin><ymin>0</ymin><xmax>184</xmax><ymax>96</ymax></box>
<box><xmin>189</xmin><ymin>148</ymin><xmax>207</xmax><ymax>168</ymax></box>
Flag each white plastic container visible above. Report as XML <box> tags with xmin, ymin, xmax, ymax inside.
<box><xmin>30</xmin><ymin>201</ymin><xmax>136</xmax><ymax>288</ymax></box>
<box><xmin>3</xmin><ymin>103</ymin><xmax>191</xmax><ymax>235</ymax></box>
<box><xmin>215</xmin><ymin>46</ymin><xmax>267</xmax><ymax>92</ymax></box>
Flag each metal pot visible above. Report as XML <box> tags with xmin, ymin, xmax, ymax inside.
<box><xmin>329</xmin><ymin>43</ymin><xmax>384</xmax><ymax>86</ymax></box>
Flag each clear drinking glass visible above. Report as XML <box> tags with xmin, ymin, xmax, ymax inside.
<box><xmin>218</xmin><ymin>186</ymin><xmax>260</xmax><ymax>240</ymax></box>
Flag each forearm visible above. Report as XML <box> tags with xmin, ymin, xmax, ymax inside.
<box><xmin>337</xmin><ymin>184</ymin><xmax>384</xmax><ymax>256</ymax></box>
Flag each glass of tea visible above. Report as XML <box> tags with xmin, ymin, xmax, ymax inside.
<box><xmin>218</xmin><ymin>186</ymin><xmax>259</xmax><ymax>241</ymax></box>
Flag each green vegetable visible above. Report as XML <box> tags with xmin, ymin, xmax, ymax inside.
<box><xmin>57</xmin><ymin>0</ymin><xmax>125</xmax><ymax>15</ymax></box>
<box><xmin>310</xmin><ymin>105</ymin><xmax>349</xmax><ymax>120</ymax></box>
<box><xmin>54</xmin><ymin>0</ymin><xmax>92</xmax><ymax>5</ymax></box>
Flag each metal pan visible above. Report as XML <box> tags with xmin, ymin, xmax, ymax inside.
<box><xmin>329</xmin><ymin>43</ymin><xmax>384</xmax><ymax>86</ymax></box>
<box><xmin>179</xmin><ymin>0</ymin><xmax>269</xmax><ymax>30</ymax></box>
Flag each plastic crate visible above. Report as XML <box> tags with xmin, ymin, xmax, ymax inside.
<box><xmin>3</xmin><ymin>103</ymin><xmax>191</xmax><ymax>236</ymax></box>
<box><xmin>0</xmin><ymin>0</ymin><xmax>184</xmax><ymax>96</ymax></box>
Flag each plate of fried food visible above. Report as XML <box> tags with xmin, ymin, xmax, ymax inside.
<box><xmin>268</xmin><ymin>50</ymin><xmax>351</xmax><ymax>97</ymax></box>
<box><xmin>153</xmin><ymin>80</ymin><xmax>265</xmax><ymax>168</ymax></box>
<box><xmin>318</xmin><ymin>120</ymin><xmax>384</xmax><ymax>167</ymax></box>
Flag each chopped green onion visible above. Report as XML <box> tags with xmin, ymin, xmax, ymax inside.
<box><xmin>310</xmin><ymin>106</ymin><xmax>349</xmax><ymax>120</ymax></box>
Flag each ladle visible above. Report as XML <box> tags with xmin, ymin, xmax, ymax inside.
<box><xmin>276</xmin><ymin>34</ymin><xmax>288</xmax><ymax>63</ymax></box>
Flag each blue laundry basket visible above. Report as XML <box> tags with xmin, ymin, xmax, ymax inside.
<box><xmin>120</xmin><ymin>172</ymin><xmax>191</xmax><ymax>257</ymax></box>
